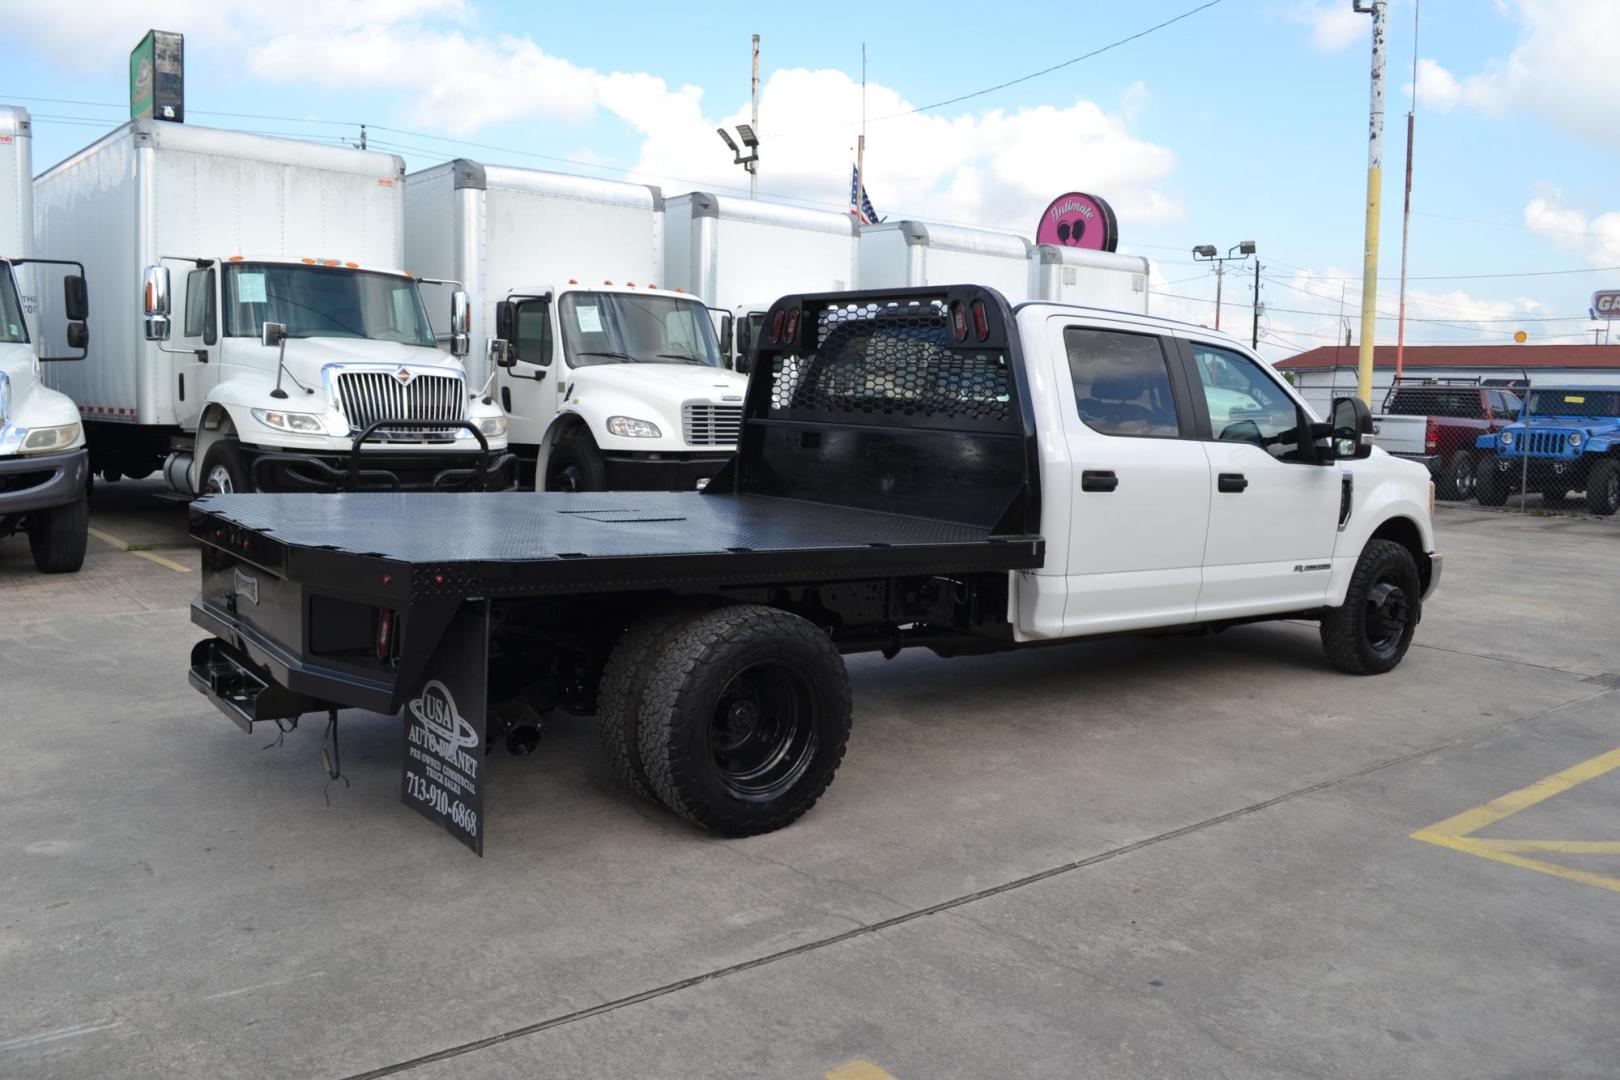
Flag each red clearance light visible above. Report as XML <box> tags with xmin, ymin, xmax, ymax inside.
<box><xmin>970</xmin><ymin>298</ymin><xmax>989</xmax><ymax>340</ymax></box>
<box><xmin>769</xmin><ymin>307</ymin><xmax>785</xmax><ymax>342</ymax></box>
<box><xmin>784</xmin><ymin>307</ymin><xmax>801</xmax><ymax>341</ymax></box>
<box><xmin>950</xmin><ymin>301</ymin><xmax>968</xmax><ymax>342</ymax></box>
<box><xmin>568</xmin><ymin>278</ymin><xmax>578</xmax><ymax>285</ymax></box>
<box><xmin>228</xmin><ymin>255</ymin><xmax>244</xmax><ymax>262</ymax></box>
<box><xmin>377</xmin><ymin>608</ymin><xmax>395</xmax><ymax>660</ymax></box>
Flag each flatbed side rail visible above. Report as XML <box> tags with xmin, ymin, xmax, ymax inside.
<box><xmin>712</xmin><ymin>285</ymin><xmax>1041</xmax><ymax>538</ymax></box>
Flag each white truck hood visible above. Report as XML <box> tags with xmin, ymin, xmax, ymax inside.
<box><xmin>0</xmin><ymin>342</ymin><xmax>82</xmax><ymax>437</ymax></box>
<box><xmin>270</xmin><ymin>336</ymin><xmax>467</xmax><ymax>384</ymax></box>
<box><xmin>562</xmin><ymin>362</ymin><xmax>747</xmax><ymax>452</ymax></box>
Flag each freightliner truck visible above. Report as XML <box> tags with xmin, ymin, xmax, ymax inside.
<box><xmin>185</xmin><ymin>286</ymin><xmax>1440</xmax><ymax>855</ymax></box>
<box><xmin>36</xmin><ymin>122</ymin><xmax>511</xmax><ymax>495</ymax></box>
<box><xmin>1</xmin><ymin>104</ymin><xmax>94</xmax><ymax>572</ymax></box>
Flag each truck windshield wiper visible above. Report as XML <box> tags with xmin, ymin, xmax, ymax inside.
<box><xmin>575</xmin><ymin>350</ymin><xmax>639</xmax><ymax>362</ymax></box>
<box><xmin>656</xmin><ymin>352</ymin><xmax>711</xmax><ymax>365</ymax></box>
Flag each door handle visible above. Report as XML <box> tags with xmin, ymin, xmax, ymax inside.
<box><xmin>1218</xmin><ymin>472</ymin><xmax>1248</xmax><ymax>493</ymax></box>
<box><xmin>1081</xmin><ymin>469</ymin><xmax>1118</xmax><ymax>493</ymax></box>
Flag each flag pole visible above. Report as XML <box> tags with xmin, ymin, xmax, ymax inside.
<box><xmin>856</xmin><ymin>43</ymin><xmax>867</xmax><ymax>223</ymax></box>
<box><xmin>1394</xmin><ymin>0</ymin><xmax>1419</xmax><ymax>382</ymax></box>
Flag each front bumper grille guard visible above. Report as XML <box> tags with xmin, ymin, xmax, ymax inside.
<box><xmin>248</xmin><ymin>419</ymin><xmax>512</xmax><ymax>492</ymax></box>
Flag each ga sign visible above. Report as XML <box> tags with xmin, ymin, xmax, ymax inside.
<box><xmin>1593</xmin><ymin>290</ymin><xmax>1620</xmax><ymax>320</ymax></box>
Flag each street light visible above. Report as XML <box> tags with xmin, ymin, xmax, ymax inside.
<box><xmin>1192</xmin><ymin>241</ymin><xmax>1258</xmax><ymax>336</ymax></box>
<box><xmin>717</xmin><ymin>124</ymin><xmax>759</xmax><ymax>197</ymax></box>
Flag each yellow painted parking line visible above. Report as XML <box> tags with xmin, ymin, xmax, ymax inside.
<box><xmin>826</xmin><ymin>1061</ymin><xmax>899</xmax><ymax>1080</ymax></box>
<box><xmin>87</xmin><ymin>526</ymin><xmax>191</xmax><ymax>574</ymax></box>
<box><xmin>1412</xmin><ymin>746</ymin><xmax>1620</xmax><ymax>895</ymax></box>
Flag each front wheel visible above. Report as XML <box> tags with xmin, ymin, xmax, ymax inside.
<box><xmin>1475</xmin><ymin>458</ymin><xmax>1509</xmax><ymax>506</ymax></box>
<box><xmin>27</xmin><ymin>496</ymin><xmax>89</xmax><ymax>574</ymax></box>
<box><xmin>638</xmin><ymin>604</ymin><xmax>852</xmax><ymax>836</ymax></box>
<box><xmin>1438</xmin><ymin>451</ymin><xmax>1475</xmax><ymax>501</ymax></box>
<box><xmin>198</xmin><ymin>439</ymin><xmax>251</xmax><ymax>495</ymax></box>
<box><xmin>1586</xmin><ymin>459</ymin><xmax>1620</xmax><ymax>516</ymax></box>
<box><xmin>544</xmin><ymin>433</ymin><xmax>606</xmax><ymax>492</ymax></box>
<box><xmin>1320</xmin><ymin>539</ymin><xmax>1422</xmax><ymax>676</ymax></box>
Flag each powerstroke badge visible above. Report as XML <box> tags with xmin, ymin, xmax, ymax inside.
<box><xmin>401</xmin><ymin>601</ymin><xmax>489</xmax><ymax>854</ymax></box>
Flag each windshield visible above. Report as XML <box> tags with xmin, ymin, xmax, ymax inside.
<box><xmin>1525</xmin><ymin>390</ymin><xmax>1620</xmax><ymax>419</ymax></box>
<box><xmin>221</xmin><ymin>263</ymin><xmax>435</xmax><ymax>346</ymax></box>
<box><xmin>0</xmin><ymin>266</ymin><xmax>27</xmax><ymax>345</ymax></box>
<box><xmin>558</xmin><ymin>292</ymin><xmax>722</xmax><ymax>368</ymax></box>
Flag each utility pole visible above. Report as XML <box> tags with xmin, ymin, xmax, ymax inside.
<box><xmin>1251</xmin><ymin>259</ymin><xmax>1262</xmax><ymax>349</ymax></box>
<box><xmin>1193</xmin><ymin>242</ymin><xmax>1255</xmax><ymax>335</ymax></box>
<box><xmin>1394</xmin><ymin>0</ymin><xmax>1419</xmax><ymax>382</ymax></box>
<box><xmin>1353</xmin><ymin>0</ymin><xmax>1388</xmax><ymax>406</ymax></box>
<box><xmin>750</xmin><ymin>34</ymin><xmax>760</xmax><ymax>199</ymax></box>
<box><xmin>856</xmin><ymin>44</ymin><xmax>867</xmax><ymax>225</ymax></box>
<box><xmin>358</xmin><ymin>124</ymin><xmax>367</xmax><ymax>151</ymax></box>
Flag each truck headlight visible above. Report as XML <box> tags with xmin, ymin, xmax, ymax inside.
<box><xmin>20</xmin><ymin>422</ymin><xmax>82</xmax><ymax>453</ymax></box>
<box><xmin>607</xmin><ymin>416</ymin><xmax>661</xmax><ymax>438</ymax></box>
<box><xmin>1499</xmin><ymin>430</ymin><xmax>1514</xmax><ymax>447</ymax></box>
<box><xmin>251</xmin><ymin>408</ymin><xmax>326</xmax><ymax>434</ymax></box>
<box><xmin>1569</xmin><ymin>433</ymin><xmax>1584</xmax><ymax>449</ymax></box>
<box><xmin>478</xmin><ymin>415</ymin><xmax>508</xmax><ymax>438</ymax></box>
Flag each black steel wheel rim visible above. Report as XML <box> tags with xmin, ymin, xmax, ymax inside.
<box><xmin>707</xmin><ymin>660</ymin><xmax>817</xmax><ymax>802</ymax></box>
<box><xmin>1364</xmin><ymin>576</ymin><xmax>1409</xmax><ymax>656</ymax></box>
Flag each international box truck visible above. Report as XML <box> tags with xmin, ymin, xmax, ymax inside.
<box><xmin>35</xmin><ymin>121</ymin><xmax>510</xmax><ymax>496</ymax></box>
<box><xmin>404</xmin><ymin>160</ymin><xmax>745</xmax><ymax>492</ymax></box>
<box><xmin>1</xmin><ymin>104</ymin><xmax>94</xmax><ymax>572</ymax></box>
<box><xmin>662</xmin><ymin>192</ymin><xmax>856</xmax><ymax>370</ymax></box>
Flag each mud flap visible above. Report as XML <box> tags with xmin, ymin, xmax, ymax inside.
<box><xmin>400</xmin><ymin>600</ymin><xmax>490</xmax><ymax>855</ymax></box>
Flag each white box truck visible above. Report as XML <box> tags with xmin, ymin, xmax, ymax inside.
<box><xmin>1029</xmin><ymin>244</ymin><xmax>1150</xmax><ymax>313</ymax></box>
<box><xmin>35</xmin><ymin>121</ymin><xmax>510</xmax><ymax>495</ymax></box>
<box><xmin>858</xmin><ymin>220</ymin><xmax>1033</xmax><ymax>300</ymax></box>
<box><xmin>663</xmin><ymin>193</ymin><xmax>856</xmax><ymax>369</ymax></box>
<box><xmin>1</xmin><ymin>104</ymin><xmax>94</xmax><ymax>572</ymax></box>
<box><xmin>405</xmin><ymin>160</ymin><xmax>746</xmax><ymax>492</ymax></box>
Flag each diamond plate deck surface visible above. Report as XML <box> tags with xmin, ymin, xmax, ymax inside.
<box><xmin>193</xmin><ymin>491</ymin><xmax>1036</xmax><ymax>566</ymax></box>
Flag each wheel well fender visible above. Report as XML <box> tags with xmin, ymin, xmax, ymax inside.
<box><xmin>1369</xmin><ymin>516</ymin><xmax>1431</xmax><ymax>595</ymax></box>
<box><xmin>534</xmin><ymin>412</ymin><xmax>595</xmax><ymax>481</ymax></box>
<box><xmin>193</xmin><ymin>405</ymin><xmax>243</xmax><ymax>488</ymax></box>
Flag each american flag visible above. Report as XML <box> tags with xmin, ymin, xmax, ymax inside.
<box><xmin>849</xmin><ymin>165</ymin><xmax>880</xmax><ymax>225</ymax></box>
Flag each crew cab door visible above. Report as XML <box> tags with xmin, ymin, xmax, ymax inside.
<box><xmin>496</xmin><ymin>294</ymin><xmax>559</xmax><ymax>450</ymax></box>
<box><xmin>169</xmin><ymin>260</ymin><xmax>220</xmax><ymax>430</ymax></box>
<box><xmin>1176</xmin><ymin>339</ymin><xmax>1342</xmax><ymax>619</ymax></box>
<box><xmin>1057</xmin><ymin>322</ymin><xmax>1212</xmax><ymax>634</ymax></box>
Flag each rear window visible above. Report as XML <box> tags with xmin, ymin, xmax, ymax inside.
<box><xmin>1385</xmin><ymin>387</ymin><xmax>1482</xmax><ymax>417</ymax></box>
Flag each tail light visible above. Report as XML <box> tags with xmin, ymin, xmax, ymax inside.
<box><xmin>970</xmin><ymin>298</ymin><xmax>990</xmax><ymax>341</ymax></box>
<box><xmin>784</xmin><ymin>306</ymin><xmax>800</xmax><ymax>342</ymax></box>
<box><xmin>1425</xmin><ymin>416</ymin><xmax>1439</xmax><ymax>451</ymax></box>
<box><xmin>949</xmin><ymin>300</ymin><xmax>968</xmax><ymax>341</ymax></box>
<box><xmin>769</xmin><ymin>307</ymin><xmax>784</xmax><ymax>343</ymax></box>
<box><xmin>377</xmin><ymin>608</ymin><xmax>396</xmax><ymax>661</ymax></box>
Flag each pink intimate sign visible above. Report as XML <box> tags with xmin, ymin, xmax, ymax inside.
<box><xmin>1036</xmin><ymin>192</ymin><xmax>1119</xmax><ymax>252</ymax></box>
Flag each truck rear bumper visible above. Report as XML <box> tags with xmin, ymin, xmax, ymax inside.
<box><xmin>0</xmin><ymin>448</ymin><xmax>87</xmax><ymax>515</ymax></box>
<box><xmin>602</xmin><ymin>452</ymin><xmax>732</xmax><ymax>491</ymax></box>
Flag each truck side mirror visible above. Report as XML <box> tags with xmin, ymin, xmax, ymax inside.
<box><xmin>495</xmin><ymin>299</ymin><xmax>515</xmax><ymax>342</ymax></box>
<box><xmin>709</xmin><ymin>308</ymin><xmax>734</xmax><ymax>360</ymax></box>
<box><xmin>1329</xmin><ymin>396</ymin><xmax>1374</xmax><ymax>461</ymax></box>
<box><xmin>450</xmin><ymin>289</ymin><xmax>471</xmax><ymax>358</ymax></box>
<box><xmin>66</xmin><ymin>322</ymin><xmax>89</xmax><ymax>350</ymax></box>
<box><xmin>63</xmin><ymin>275</ymin><xmax>89</xmax><ymax>322</ymax></box>
<box><xmin>143</xmin><ymin>265</ymin><xmax>171</xmax><ymax>341</ymax></box>
<box><xmin>488</xmin><ymin>338</ymin><xmax>515</xmax><ymax>369</ymax></box>
<box><xmin>261</xmin><ymin>321</ymin><xmax>287</xmax><ymax>348</ymax></box>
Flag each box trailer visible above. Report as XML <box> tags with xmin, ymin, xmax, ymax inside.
<box><xmin>405</xmin><ymin>160</ymin><xmax>746</xmax><ymax>492</ymax></box>
<box><xmin>1</xmin><ymin>104</ymin><xmax>94</xmax><ymax>572</ymax></box>
<box><xmin>663</xmin><ymin>193</ymin><xmax>856</xmax><ymax>368</ymax></box>
<box><xmin>1029</xmin><ymin>244</ymin><xmax>1150</xmax><ymax>314</ymax></box>
<box><xmin>35</xmin><ymin>121</ymin><xmax>508</xmax><ymax>494</ymax></box>
<box><xmin>858</xmin><ymin>220</ymin><xmax>1033</xmax><ymax>301</ymax></box>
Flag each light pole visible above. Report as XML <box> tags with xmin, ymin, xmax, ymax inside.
<box><xmin>1353</xmin><ymin>0</ymin><xmax>1388</xmax><ymax>405</ymax></box>
<box><xmin>1193</xmin><ymin>241</ymin><xmax>1256</xmax><ymax>333</ymax></box>
<box><xmin>715</xmin><ymin>124</ymin><xmax>760</xmax><ymax>198</ymax></box>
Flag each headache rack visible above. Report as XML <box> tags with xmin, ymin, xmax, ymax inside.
<box><xmin>706</xmin><ymin>285</ymin><xmax>1040</xmax><ymax>537</ymax></box>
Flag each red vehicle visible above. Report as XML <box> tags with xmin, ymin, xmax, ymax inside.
<box><xmin>1377</xmin><ymin>382</ymin><xmax>1522</xmax><ymax>499</ymax></box>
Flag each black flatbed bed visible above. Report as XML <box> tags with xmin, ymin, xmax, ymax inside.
<box><xmin>190</xmin><ymin>491</ymin><xmax>1044</xmax><ymax>598</ymax></box>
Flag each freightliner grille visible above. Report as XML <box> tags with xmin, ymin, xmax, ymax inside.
<box><xmin>335</xmin><ymin>370</ymin><xmax>465</xmax><ymax>440</ymax></box>
<box><xmin>682</xmin><ymin>403</ymin><xmax>743</xmax><ymax>446</ymax></box>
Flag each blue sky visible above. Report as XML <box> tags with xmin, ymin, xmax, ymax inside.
<box><xmin>3</xmin><ymin>0</ymin><xmax>1616</xmax><ymax>357</ymax></box>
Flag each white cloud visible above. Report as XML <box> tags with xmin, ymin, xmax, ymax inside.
<box><xmin>1285</xmin><ymin>2</ymin><xmax>1368</xmax><ymax>53</ymax></box>
<box><xmin>1524</xmin><ymin>192</ymin><xmax>1620</xmax><ymax>267</ymax></box>
<box><xmin>1403</xmin><ymin>0</ymin><xmax>1620</xmax><ymax>143</ymax></box>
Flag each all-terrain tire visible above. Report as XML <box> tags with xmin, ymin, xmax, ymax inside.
<box><xmin>545</xmin><ymin>433</ymin><xmax>607</xmax><ymax>492</ymax></box>
<box><xmin>1475</xmin><ymin>458</ymin><xmax>1509</xmax><ymax>506</ymax></box>
<box><xmin>1586</xmin><ymin>458</ymin><xmax>1620</xmax><ymax>516</ymax></box>
<box><xmin>28</xmin><ymin>495</ymin><xmax>89</xmax><ymax>574</ymax></box>
<box><xmin>1437</xmin><ymin>450</ymin><xmax>1474</xmax><ymax>501</ymax></box>
<box><xmin>638</xmin><ymin>604</ymin><xmax>852</xmax><ymax>837</ymax></box>
<box><xmin>597</xmin><ymin>602</ymin><xmax>711</xmax><ymax>804</ymax></box>
<box><xmin>199</xmin><ymin>439</ymin><xmax>251</xmax><ymax>495</ymax></box>
<box><xmin>1320</xmin><ymin>539</ymin><xmax>1422</xmax><ymax>676</ymax></box>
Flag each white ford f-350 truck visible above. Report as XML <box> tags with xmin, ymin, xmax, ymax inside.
<box><xmin>35</xmin><ymin>122</ymin><xmax>510</xmax><ymax>495</ymax></box>
<box><xmin>405</xmin><ymin>160</ymin><xmax>744</xmax><ymax>492</ymax></box>
<box><xmin>1</xmin><ymin>103</ymin><xmax>93</xmax><ymax>572</ymax></box>
<box><xmin>185</xmin><ymin>286</ymin><xmax>1439</xmax><ymax>855</ymax></box>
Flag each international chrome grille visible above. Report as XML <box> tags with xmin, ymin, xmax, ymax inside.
<box><xmin>682</xmin><ymin>403</ymin><xmax>743</xmax><ymax>446</ymax></box>
<box><xmin>335</xmin><ymin>369</ymin><xmax>466</xmax><ymax>440</ymax></box>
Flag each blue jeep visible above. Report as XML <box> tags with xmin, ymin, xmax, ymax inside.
<box><xmin>1475</xmin><ymin>386</ymin><xmax>1620</xmax><ymax>515</ymax></box>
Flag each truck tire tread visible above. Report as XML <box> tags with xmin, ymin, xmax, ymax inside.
<box><xmin>1585</xmin><ymin>459</ymin><xmax>1620</xmax><ymax>516</ymax></box>
<box><xmin>638</xmin><ymin>604</ymin><xmax>851</xmax><ymax>837</ymax></box>
<box><xmin>27</xmin><ymin>495</ymin><xmax>89</xmax><ymax>574</ymax></box>
<box><xmin>597</xmin><ymin>601</ymin><xmax>709</xmax><ymax>804</ymax></box>
<box><xmin>1319</xmin><ymin>539</ymin><xmax>1421</xmax><ymax>676</ymax></box>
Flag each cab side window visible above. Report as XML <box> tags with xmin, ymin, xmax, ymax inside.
<box><xmin>1065</xmin><ymin>327</ymin><xmax>1182</xmax><ymax>437</ymax></box>
<box><xmin>1187</xmin><ymin>343</ymin><xmax>1308</xmax><ymax>462</ymax></box>
<box><xmin>515</xmin><ymin>301</ymin><xmax>553</xmax><ymax>367</ymax></box>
